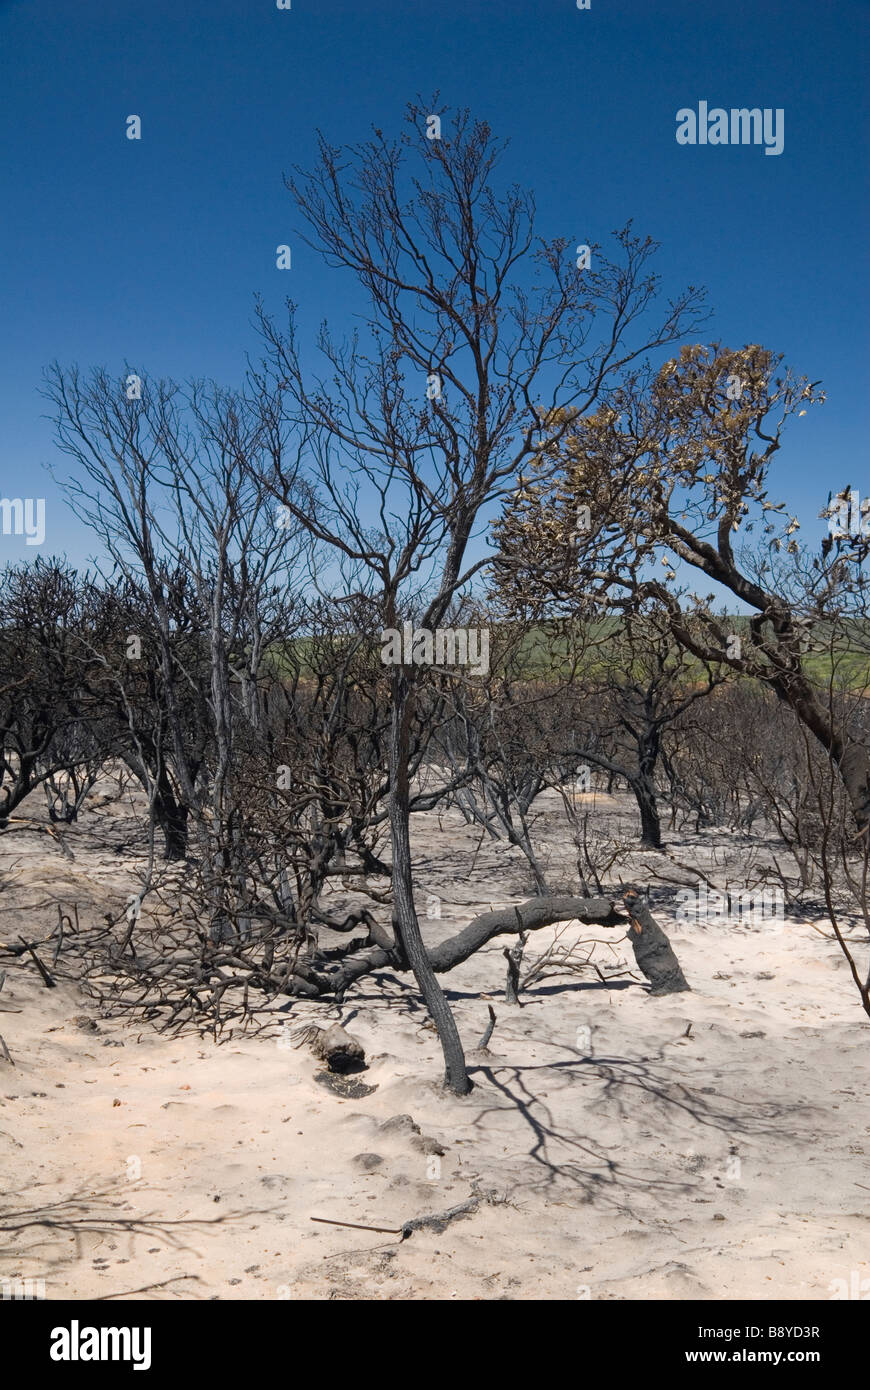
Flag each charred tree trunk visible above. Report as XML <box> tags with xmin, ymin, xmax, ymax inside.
<box><xmin>633</xmin><ymin>778</ymin><xmax>663</xmax><ymax>850</ymax></box>
<box><xmin>155</xmin><ymin>788</ymin><xmax>189</xmax><ymax>861</ymax></box>
<box><xmin>389</xmin><ymin>668</ymin><xmax>471</xmax><ymax>1096</ymax></box>
<box><xmin>621</xmin><ymin>889</ymin><xmax>690</xmax><ymax>994</ymax></box>
<box><xmin>123</xmin><ymin>755</ymin><xmax>189</xmax><ymax>860</ymax></box>
<box><xmin>634</xmin><ymin>724</ymin><xmax>663</xmax><ymax>850</ymax></box>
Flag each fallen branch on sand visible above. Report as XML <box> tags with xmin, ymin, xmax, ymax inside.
<box><xmin>312</xmin><ymin>1188</ymin><xmax>500</xmax><ymax>1243</ymax></box>
<box><xmin>311</xmin><ymin>894</ymin><xmax>689</xmax><ymax>1000</ymax></box>
<box><xmin>41</xmin><ymin>888</ymin><xmax>689</xmax><ymax>1035</ymax></box>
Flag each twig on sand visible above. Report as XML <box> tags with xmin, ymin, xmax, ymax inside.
<box><xmin>18</xmin><ymin>937</ymin><xmax>55</xmax><ymax>989</ymax></box>
<box><xmin>96</xmin><ymin>1274</ymin><xmax>201</xmax><ymax>1300</ymax></box>
<box><xmin>311</xmin><ymin>1216</ymin><xmax>404</xmax><ymax>1235</ymax></box>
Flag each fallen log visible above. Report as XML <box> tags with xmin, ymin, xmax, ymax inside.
<box><xmin>426</xmin><ymin>895</ymin><xmax>622</xmax><ymax>972</ymax></box>
<box><xmin>283</xmin><ymin>893</ymin><xmax>688</xmax><ymax>999</ymax></box>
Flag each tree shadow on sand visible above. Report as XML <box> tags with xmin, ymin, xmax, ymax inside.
<box><xmin>467</xmin><ymin>1047</ymin><xmax>810</xmax><ymax>1216</ymax></box>
<box><xmin>0</xmin><ymin>1182</ymin><xmax>277</xmax><ymax>1292</ymax></box>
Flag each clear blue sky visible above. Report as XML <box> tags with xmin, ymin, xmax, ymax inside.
<box><xmin>0</xmin><ymin>0</ymin><xmax>867</xmax><ymax>568</ymax></box>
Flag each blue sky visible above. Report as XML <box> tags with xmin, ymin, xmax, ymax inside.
<box><xmin>0</xmin><ymin>0</ymin><xmax>867</xmax><ymax>570</ymax></box>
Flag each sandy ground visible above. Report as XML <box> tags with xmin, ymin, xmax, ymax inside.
<box><xmin>1</xmin><ymin>784</ymin><xmax>868</xmax><ymax>1301</ymax></box>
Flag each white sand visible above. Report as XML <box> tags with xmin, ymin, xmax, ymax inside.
<box><xmin>1</xmin><ymin>787</ymin><xmax>868</xmax><ymax>1300</ymax></box>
